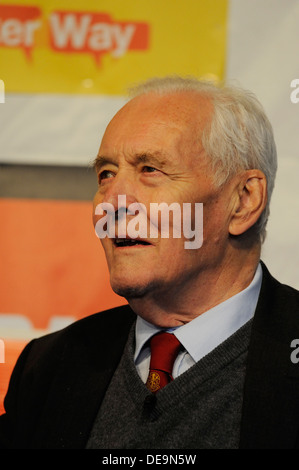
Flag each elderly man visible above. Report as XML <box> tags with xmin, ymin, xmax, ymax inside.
<box><xmin>1</xmin><ymin>76</ymin><xmax>299</xmax><ymax>449</ymax></box>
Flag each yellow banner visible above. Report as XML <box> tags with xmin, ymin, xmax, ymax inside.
<box><xmin>0</xmin><ymin>0</ymin><xmax>228</xmax><ymax>95</ymax></box>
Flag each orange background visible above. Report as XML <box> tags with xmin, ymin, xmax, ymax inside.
<box><xmin>0</xmin><ymin>198</ymin><xmax>126</xmax><ymax>413</ymax></box>
<box><xmin>0</xmin><ymin>198</ymin><xmax>126</xmax><ymax>330</ymax></box>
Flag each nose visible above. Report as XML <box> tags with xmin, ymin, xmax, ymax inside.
<box><xmin>102</xmin><ymin>170</ymin><xmax>138</xmax><ymax>212</ymax></box>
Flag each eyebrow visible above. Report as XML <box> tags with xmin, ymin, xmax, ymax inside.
<box><xmin>93</xmin><ymin>151</ymin><xmax>169</xmax><ymax>172</ymax></box>
<box><xmin>92</xmin><ymin>155</ymin><xmax>117</xmax><ymax>172</ymax></box>
<box><xmin>135</xmin><ymin>152</ymin><xmax>168</xmax><ymax>168</ymax></box>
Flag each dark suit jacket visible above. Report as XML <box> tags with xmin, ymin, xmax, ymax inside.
<box><xmin>1</xmin><ymin>263</ymin><xmax>299</xmax><ymax>449</ymax></box>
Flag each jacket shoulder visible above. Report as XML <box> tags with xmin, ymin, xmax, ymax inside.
<box><xmin>23</xmin><ymin>304</ymin><xmax>136</xmax><ymax>370</ymax></box>
<box><xmin>0</xmin><ymin>304</ymin><xmax>136</xmax><ymax>449</ymax></box>
<box><xmin>240</xmin><ymin>263</ymin><xmax>299</xmax><ymax>448</ymax></box>
<box><xmin>257</xmin><ymin>262</ymin><xmax>299</xmax><ymax>341</ymax></box>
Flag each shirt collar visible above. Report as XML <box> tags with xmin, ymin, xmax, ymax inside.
<box><xmin>134</xmin><ymin>263</ymin><xmax>262</xmax><ymax>362</ymax></box>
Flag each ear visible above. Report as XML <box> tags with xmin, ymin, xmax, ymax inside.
<box><xmin>229</xmin><ymin>170</ymin><xmax>267</xmax><ymax>236</ymax></box>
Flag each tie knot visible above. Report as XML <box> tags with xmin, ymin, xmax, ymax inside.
<box><xmin>149</xmin><ymin>332</ymin><xmax>181</xmax><ymax>375</ymax></box>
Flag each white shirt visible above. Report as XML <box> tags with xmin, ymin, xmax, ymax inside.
<box><xmin>134</xmin><ymin>263</ymin><xmax>263</xmax><ymax>383</ymax></box>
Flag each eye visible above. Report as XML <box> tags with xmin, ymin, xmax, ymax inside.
<box><xmin>98</xmin><ymin>169</ymin><xmax>115</xmax><ymax>184</ymax></box>
<box><xmin>142</xmin><ymin>166</ymin><xmax>158</xmax><ymax>173</ymax></box>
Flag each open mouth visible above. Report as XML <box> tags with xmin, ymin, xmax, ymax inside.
<box><xmin>113</xmin><ymin>238</ymin><xmax>151</xmax><ymax>247</ymax></box>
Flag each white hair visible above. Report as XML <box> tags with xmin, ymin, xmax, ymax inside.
<box><xmin>129</xmin><ymin>76</ymin><xmax>277</xmax><ymax>243</ymax></box>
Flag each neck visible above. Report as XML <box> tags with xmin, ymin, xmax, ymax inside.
<box><xmin>127</xmin><ymin>245</ymin><xmax>261</xmax><ymax>328</ymax></box>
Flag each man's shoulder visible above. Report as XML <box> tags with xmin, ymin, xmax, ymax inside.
<box><xmin>256</xmin><ymin>261</ymin><xmax>299</xmax><ymax>339</ymax></box>
<box><xmin>0</xmin><ymin>304</ymin><xmax>136</xmax><ymax>448</ymax></box>
<box><xmin>260</xmin><ymin>262</ymin><xmax>299</xmax><ymax>308</ymax></box>
<box><xmin>22</xmin><ymin>304</ymin><xmax>136</xmax><ymax>371</ymax></box>
<box><xmin>241</xmin><ymin>263</ymin><xmax>299</xmax><ymax>448</ymax></box>
<box><xmin>61</xmin><ymin>303</ymin><xmax>136</xmax><ymax>339</ymax></box>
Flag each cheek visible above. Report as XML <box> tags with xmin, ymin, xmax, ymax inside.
<box><xmin>92</xmin><ymin>213</ymin><xmax>98</xmax><ymax>229</ymax></box>
<box><xmin>92</xmin><ymin>193</ymin><xmax>101</xmax><ymax>224</ymax></box>
<box><xmin>158</xmin><ymin>238</ymin><xmax>191</xmax><ymax>265</ymax></box>
<box><xmin>100</xmin><ymin>239</ymin><xmax>113</xmax><ymax>268</ymax></box>
<box><xmin>203</xmin><ymin>203</ymin><xmax>230</xmax><ymax>246</ymax></box>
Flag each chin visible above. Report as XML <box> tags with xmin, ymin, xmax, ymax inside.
<box><xmin>110</xmin><ymin>276</ymin><xmax>160</xmax><ymax>300</ymax></box>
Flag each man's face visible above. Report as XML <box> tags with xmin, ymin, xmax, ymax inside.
<box><xmin>93</xmin><ymin>92</ymin><xmax>234</xmax><ymax>304</ymax></box>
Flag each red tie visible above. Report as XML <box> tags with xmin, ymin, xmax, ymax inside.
<box><xmin>145</xmin><ymin>332</ymin><xmax>181</xmax><ymax>393</ymax></box>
